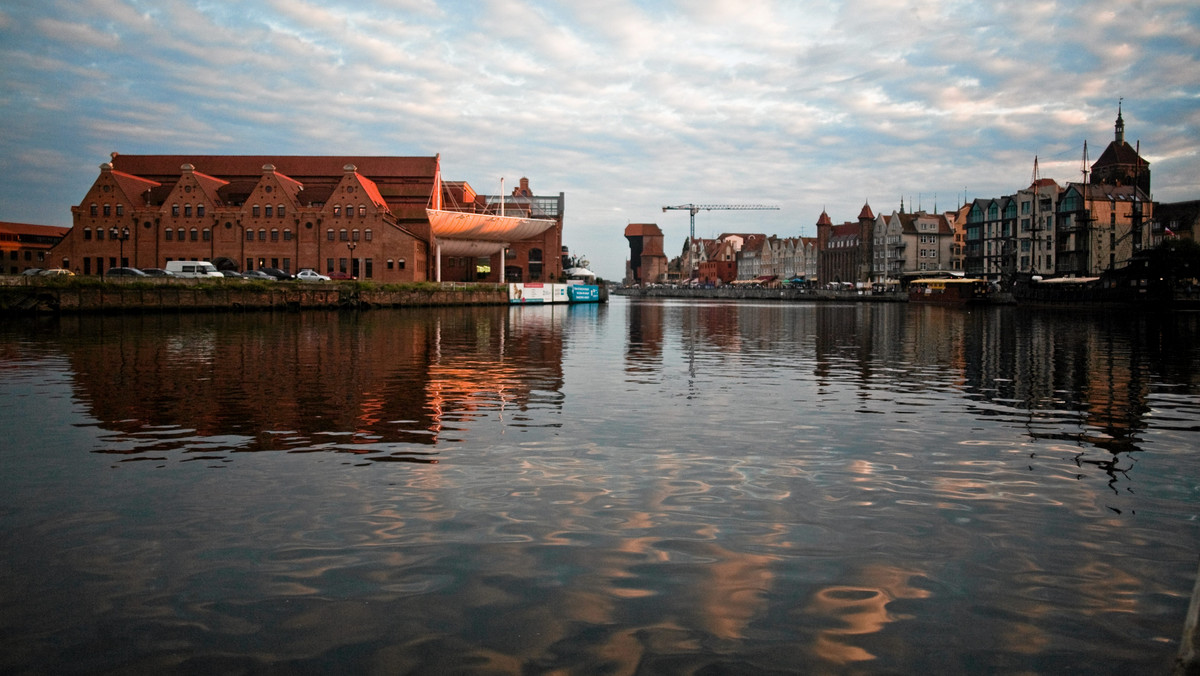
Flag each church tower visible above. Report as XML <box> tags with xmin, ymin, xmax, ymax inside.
<box><xmin>1090</xmin><ymin>102</ymin><xmax>1150</xmax><ymax>194</ymax></box>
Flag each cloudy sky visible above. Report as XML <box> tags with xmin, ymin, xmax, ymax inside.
<box><xmin>1</xmin><ymin>0</ymin><xmax>1197</xmax><ymax>280</ymax></box>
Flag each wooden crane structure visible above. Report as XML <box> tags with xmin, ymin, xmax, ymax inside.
<box><xmin>661</xmin><ymin>203</ymin><xmax>780</xmax><ymax>242</ymax></box>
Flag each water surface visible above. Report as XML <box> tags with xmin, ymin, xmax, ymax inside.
<box><xmin>2</xmin><ymin>298</ymin><xmax>1198</xmax><ymax>674</ymax></box>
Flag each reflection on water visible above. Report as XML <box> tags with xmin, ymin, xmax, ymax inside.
<box><xmin>1</xmin><ymin>299</ymin><xmax>1198</xmax><ymax>674</ymax></box>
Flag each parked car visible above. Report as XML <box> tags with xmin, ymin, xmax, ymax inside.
<box><xmin>21</xmin><ymin>268</ymin><xmax>43</xmax><ymax>276</ymax></box>
<box><xmin>140</xmin><ymin>268</ymin><xmax>175</xmax><ymax>277</ymax></box>
<box><xmin>258</xmin><ymin>267</ymin><xmax>293</xmax><ymax>281</ymax></box>
<box><xmin>219</xmin><ymin>270</ymin><xmax>244</xmax><ymax>279</ymax></box>
<box><xmin>328</xmin><ymin>271</ymin><xmax>354</xmax><ymax>280</ymax></box>
<box><xmin>38</xmin><ymin>268</ymin><xmax>74</xmax><ymax>276</ymax></box>
<box><xmin>296</xmin><ymin>269</ymin><xmax>331</xmax><ymax>282</ymax></box>
<box><xmin>241</xmin><ymin>269</ymin><xmax>276</xmax><ymax>281</ymax></box>
<box><xmin>106</xmin><ymin>267</ymin><xmax>148</xmax><ymax>277</ymax></box>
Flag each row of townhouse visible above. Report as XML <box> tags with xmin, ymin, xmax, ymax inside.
<box><xmin>685</xmin><ymin>233</ymin><xmax>818</xmax><ymax>286</ymax></box>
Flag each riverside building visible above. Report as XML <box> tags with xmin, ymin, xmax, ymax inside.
<box><xmin>50</xmin><ymin>154</ymin><xmax>563</xmax><ymax>283</ymax></box>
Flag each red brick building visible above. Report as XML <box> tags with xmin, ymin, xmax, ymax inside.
<box><xmin>0</xmin><ymin>221</ymin><xmax>69</xmax><ymax>274</ymax></box>
<box><xmin>50</xmin><ymin>154</ymin><xmax>563</xmax><ymax>283</ymax></box>
<box><xmin>816</xmin><ymin>203</ymin><xmax>875</xmax><ymax>286</ymax></box>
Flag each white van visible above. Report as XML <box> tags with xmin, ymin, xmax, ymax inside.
<box><xmin>164</xmin><ymin>260</ymin><xmax>223</xmax><ymax>278</ymax></box>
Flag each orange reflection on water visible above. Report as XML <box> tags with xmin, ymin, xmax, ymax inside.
<box><xmin>809</xmin><ymin>564</ymin><xmax>932</xmax><ymax>665</ymax></box>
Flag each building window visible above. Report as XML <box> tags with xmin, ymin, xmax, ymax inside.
<box><xmin>103</xmin><ymin>204</ymin><xmax>111</xmax><ymax>216</ymax></box>
<box><xmin>352</xmin><ymin>229</ymin><xmax>360</xmax><ymax>241</ymax></box>
<box><xmin>116</xmin><ymin>204</ymin><xmax>124</xmax><ymax>217</ymax></box>
<box><xmin>364</xmin><ymin>229</ymin><xmax>372</xmax><ymax>242</ymax></box>
<box><xmin>345</xmin><ymin>204</ymin><xmax>354</xmax><ymax>218</ymax></box>
<box><xmin>387</xmin><ymin>259</ymin><xmax>394</xmax><ymax>270</ymax></box>
<box><xmin>197</xmin><ymin>205</ymin><xmax>205</xmax><ymax>217</ymax></box>
<box><xmin>283</xmin><ymin>229</ymin><xmax>292</xmax><ymax>241</ymax></box>
<box><xmin>184</xmin><ymin>204</ymin><xmax>192</xmax><ymax>218</ymax></box>
<box><xmin>339</xmin><ymin>258</ymin><xmax>347</xmax><ymax>273</ymax></box>
<box><xmin>252</xmin><ymin>205</ymin><xmax>261</xmax><ymax>217</ymax></box>
<box><xmin>246</xmin><ymin>229</ymin><xmax>254</xmax><ymax>242</ymax></box>
<box><xmin>359</xmin><ymin>206</ymin><xmax>366</xmax><ymax>217</ymax></box>
<box><xmin>270</xmin><ymin>229</ymin><xmax>279</xmax><ymax>242</ymax></box>
<box><xmin>190</xmin><ymin>228</ymin><xmax>198</xmax><ymax>241</ymax></box>
<box><xmin>398</xmin><ymin>258</ymin><xmax>405</xmax><ymax>270</ymax></box>
<box><xmin>278</xmin><ymin>204</ymin><xmax>285</xmax><ymax>218</ymax></box>
<box><xmin>339</xmin><ymin>229</ymin><xmax>348</xmax><ymax>241</ymax></box>
<box><xmin>203</xmin><ymin>228</ymin><xmax>211</xmax><ymax>241</ymax></box>
<box><xmin>327</xmin><ymin>229</ymin><xmax>335</xmax><ymax>242</ymax></box>
<box><xmin>165</xmin><ymin>229</ymin><xmax>173</xmax><ymax>241</ymax></box>
<box><xmin>364</xmin><ymin>258</ymin><xmax>372</xmax><ymax>278</ymax></box>
<box><xmin>258</xmin><ymin>229</ymin><xmax>266</xmax><ymax>241</ymax></box>
<box><xmin>265</xmin><ymin>205</ymin><xmax>273</xmax><ymax>218</ymax></box>
<box><xmin>172</xmin><ymin>204</ymin><xmax>180</xmax><ymax>217</ymax></box>
<box><xmin>326</xmin><ymin>258</ymin><xmax>334</xmax><ymax>273</ymax></box>
<box><xmin>90</xmin><ymin>204</ymin><xmax>98</xmax><ymax>216</ymax></box>
<box><xmin>96</xmin><ymin>228</ymin><xmax>105</xmax><ymax>241</ymax></box>
<box><xmin>84</xmin><ymin>228</ymin><xmax>92</xmax><ymax>241</ymax></box>
<box><xmin>333</xmin><ymin>206</ymin><xmax>341</xmax><ymax>217</ymax></box>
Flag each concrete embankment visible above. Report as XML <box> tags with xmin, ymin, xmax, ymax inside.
<box><xmin>0</xmin><ymin>278</ymin><xmax>508</xmax><ymax>313</ymax></box>
<box><xmin>613</xmin><ymin>287</ymin><xmax>906</xmax><ymax>302</ymax></box>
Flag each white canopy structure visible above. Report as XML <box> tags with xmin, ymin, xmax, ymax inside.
<box><xmin>426</xmin><ymin>208</ymin><xmax>557</xmax><ymax>280</ymax></box>
<box><xmin>564</xmin><ymin>267</ymin><xmax>596</xmax><ymax>281</ymax></box>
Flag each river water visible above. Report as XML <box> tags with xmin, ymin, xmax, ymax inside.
<box><xmin>2</xmin><ymin>297</ymin><xmax>1198</xmax><ymax>674</ymax></box>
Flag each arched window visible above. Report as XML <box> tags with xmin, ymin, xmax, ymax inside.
<box><xmin>190</xmin><ymin>228</ymin><xmax>198</xmax><ymax>241</ymax></box>
<box><xmin>339</xmin><ymin>229</ymin><xmax>348</xmax><ymax>241</ymax></box>
<box><xmin>90</xmin><ymin>204</ymin><xmax>98</xmax><ymax>216</ymax></box>
<box><xmin>364</xmin><ymin>229</ymin><xmax>372</xmax><ymax>241</ymax></box>
<box><xmin>83</xmin><ymin>228</ymin><xmax>92</xmax><ymax>241</ymax></box>
<box><xmin>184</xmin><ymin>204</ymin><xmax>192</xmax><ymax>217</ymax></box>
<box><xmin>358</xmin><ymin>206</ymin><xmax>366</xmax><ymax>217</ymax></box>
<box><xmin>264</xmin><ymin>205</ymin><xmax>273</xmax><ymax>218</ymax></box>
<box><xmin>333</xmin><ymin>206</ymin><xmax>341</xmax><ymax>217</ymax></box>
<box><xmin>177</xmin><ymin>228</ymin><xmax>185</xmax><ymax>240</ymax></box>
<box><xmin>165</xmin><ymin>229</ymin><xmax>173</xmax><ymax>241</ymax></box>
<box><xmin>246</xmin><ymin>229</ymin><xmax>254</xmax><ymax>242</ymax></box>
<box><xmin>197</xmin><ymin>205</ymin><xmax>205</xmax><ymax>217</ymax></box>
<box><xmin>202</xmin><ymin>228</ymin><xmax>211</xmax><ymax>242</ymax></box>
<box><xmin>172</xmin><ymin>204</ymin><xmax>180</xmax><ymax>217</ymax></box>
<box><xmin>252</xmin><ymin>204</ymin><xmax>261</xmax><ymax>217</ymax></box>
<box><xmin>278</xmin><ymin>204</ymin><xmax>285</xmax><ymax>218</ymax></box>
<box><xmin>116</xmin><ymin>204</ymin><xmax>124</xmax><ymax>217</ymax></box>
<box><xmin>327</xmin><ymin>229</ymin><xmax>335</xmax><ymax>242</ymax></box>
<box><xmin>258</xmin><ymin>229</ymin><xmax>266</xmax><ymax>241</ymax></box>
<box><xmin>283</xmin><ymin>229</ymin><xmax>292</xmax><ymax>241</ymax></box>
<box><xmin>270</xmin><ymin>229</ymin><xmax>279</xmax><ymax>242</ymax></box>
<box><xmin>352</xmin><ymin>229</ymin><xmax>360</xmax><ymax>241</ymax></box>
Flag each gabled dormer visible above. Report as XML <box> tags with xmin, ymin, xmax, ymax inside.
<box><xmin>243</xmin><ymin>164</ymin><xmax>303</xmax><ymax>223</ymax></box>
<box><xmin>162</xmin><ymin>163</ymin><xmax>229</xmax><ymax>222</ymax></box>
<box><xmin>73</xmin><ymin>162</ymin><xmax>160</xmax><ymax>226</ymax></box>
<box><xmin>322</xmin><ymin>164</ymin><xmax>391</xmax><ymax>221</ymax></box>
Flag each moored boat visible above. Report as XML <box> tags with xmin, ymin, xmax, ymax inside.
<box><xmin>908</xmin><ymin>278</ymin><xmax>992</xmax><ymax>304</ymax></box>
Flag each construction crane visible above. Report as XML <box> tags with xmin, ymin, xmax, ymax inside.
<box><xmin>661</xmin><ymin>204</ymin><xmax>780</xmax><ymax>242</ymax></box>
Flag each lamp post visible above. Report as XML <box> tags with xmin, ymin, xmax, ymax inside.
<box><xmin>346</xmin><ymin>241</ymin><xmax>357</xmax><ymax>279</ymax></box>
<box><xmin>111</xmin><ymin>226</ymin><xmax>130</xmax><ymax>268</ymax></box>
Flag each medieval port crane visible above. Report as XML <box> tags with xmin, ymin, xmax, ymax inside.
<box><xmin>661</xmin><ymin>203</ymin><xmax>780</xmax><ymax>242</ymax></box>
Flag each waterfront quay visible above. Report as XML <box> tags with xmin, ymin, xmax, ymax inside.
<box><xmin>616</xmin><ymin>285</ymin><xmax>907</xmax><ymax>303</ymax></box>
<box><xmin>0</xmin><ymin>276</ymin><xmax>508</xmax><ymax>313</ymax></box>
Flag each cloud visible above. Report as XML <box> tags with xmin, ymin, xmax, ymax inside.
<box><xmin>0</xmin><ymin>0</ymin><xmax>1197</xmax><ymax>279</ymax></box>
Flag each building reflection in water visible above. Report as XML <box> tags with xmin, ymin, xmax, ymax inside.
<box><xmin>51</xmin><ymin>307</ymin><xmax>567</xmax><ymax>462</ymax></box>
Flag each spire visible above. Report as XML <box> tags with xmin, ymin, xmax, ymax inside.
<box><xmin>1115</xmin><ymin>98</ymin><xmax>1125</xmax><ymax>145</ymax></box>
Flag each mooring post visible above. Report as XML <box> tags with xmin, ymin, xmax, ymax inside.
<box><xmin>1177</xmin><ymin>556</ymin><xmax>1200</xmax><ymax>676</ymax></box>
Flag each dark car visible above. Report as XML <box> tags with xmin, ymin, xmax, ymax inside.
<box><xmin>219</xmin><ymin>270</ymin><xmax>244</xmax><ymax>279</ymax></box>
<box><xmin>140</xmin><ymin>268</ymin><xmax>175</xmax><ymax>277</ymax></box>
<box><xmin>106</xmin><ymin>267</ymin><xmax>148</xmax><ymax>277</ymax></box>
<box><xmin>241</xmin><ymin>269</ymin><xmax>276</xmax><ymax>281</ymax></box>
<box><xmin>258</xmin><ymin>267</ymin><xmax>293</xmax><ymax>281</ymax></box>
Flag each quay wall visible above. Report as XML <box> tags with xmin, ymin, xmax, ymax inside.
<box><xmin>613</xmin><ymin>287</ymin><xmax>906</xmax><ymax>302</ymax></box>
<box><xmin>0</xmin><ymin>278</ymin><xmax>508</xmax><ymax>313</ymax></box>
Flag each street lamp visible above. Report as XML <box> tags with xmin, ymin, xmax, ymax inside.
<box><xmin>110</xmin><ymin>226</ymin><xmax>130</xmax><ymax>268</ymax></box>
<box><xmin>346</xmin><ymin>241</ymin><xmax>357</xmax><ymax>279</ymax></box>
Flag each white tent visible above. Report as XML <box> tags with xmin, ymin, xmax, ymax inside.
<box><xmin>564</xmin><ymin>267</ymin><xmax>597</xmax><ymax>281</ymax></box>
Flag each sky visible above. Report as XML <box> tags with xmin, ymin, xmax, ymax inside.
<box><xmin>1</xmin><ymin>0</ymin><xmax>1198</xmax><ymax>281</ymax></box>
